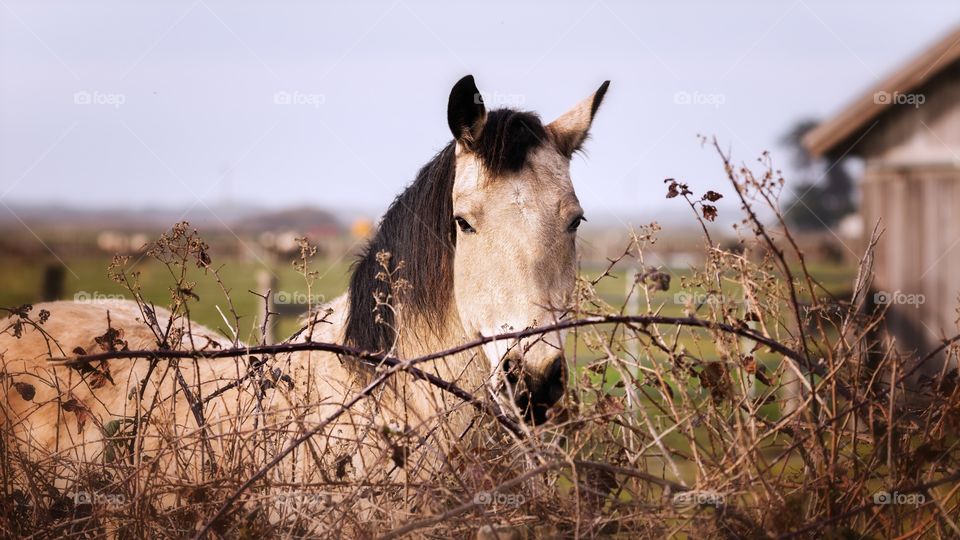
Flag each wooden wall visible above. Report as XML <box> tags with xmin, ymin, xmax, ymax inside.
<box><xmin>861</xmin><ymin>163</ymin><xmax>960</xmax><ymax>356</ymax></box>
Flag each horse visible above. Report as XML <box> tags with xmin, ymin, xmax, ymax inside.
<box><xmin>0</xmin><ymin>75</ymin><xmax>609</xmax><ymax>534</ymax></box>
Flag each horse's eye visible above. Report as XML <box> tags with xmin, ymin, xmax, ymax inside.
<box><xmin>455</xmin><ymin>217</ymin><xmax>476</xmax><ymax>233</ymax></box>
<box><xmin>567</xmin><ymin>215</ymin><xmax>586</xmax><ymax>233</ymax></box>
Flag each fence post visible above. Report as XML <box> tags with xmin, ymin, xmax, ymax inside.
<box><xmin>41</xmin><ymin>264</ymin><xmax>66</xmax><ymax>301</ymax></box>
<box><xmin>625</xmin><ymin>266</ymin><xmax>640</xmax><ymax>360</ymax></box>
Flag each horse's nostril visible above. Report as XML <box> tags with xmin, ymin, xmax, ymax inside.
<box><xmin>501</xmin><ymin>352</ymin><xmax>522</xmax><ymax>385</ymax></box>
<box><xmin>547</xmin><ymin>355</ymin><xmax>564</xmax><ymax>381</ymax></box>
<box><xmin>516</xmin><ymin>355</ymin><xmax>566</xmax><ymax>424</ymax></box>
<box><xmin>541</xmin><ymin>355</ymin><xmax>566</xmax><ymax>405</ymax></box>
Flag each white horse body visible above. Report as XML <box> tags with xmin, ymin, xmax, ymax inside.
<box><xmin>1</xmin><ymin>296</ymin><xmax>488</xmax><ymax>487</ymax></box>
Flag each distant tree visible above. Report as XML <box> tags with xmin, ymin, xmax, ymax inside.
<box><xmin>780</xmin><ymin>118</ymin><xmax>856</xmax><ymax>231</ymax></box>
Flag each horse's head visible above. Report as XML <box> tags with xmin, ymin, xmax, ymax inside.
<box><xmin>446</xmin><ymin>75</ymin><xmax>609</xmax><ymax>423</ymax></box>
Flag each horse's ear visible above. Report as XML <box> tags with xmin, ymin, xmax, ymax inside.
<box><xmin>447</xmin><ymin>75</ymin><xmax>486</xmax><ymax>148</ymax></box>
<box><xmin>547</xmin><ymin>80</ymin><xmax>610</xmax><ymax>157</ymax></box>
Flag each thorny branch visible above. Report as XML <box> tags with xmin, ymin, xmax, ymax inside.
<box><xmin>5</xmin><ymin>143</ymin><xmax>960</xmax><ymax>539</ymax></box>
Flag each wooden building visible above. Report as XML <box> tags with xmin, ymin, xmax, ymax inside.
<box><xmin>804</xmin><ymin>26</ymin><xmax>960</xmax><ymax>356</ymax></box>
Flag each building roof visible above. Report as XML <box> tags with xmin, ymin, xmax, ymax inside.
<box><xmin>803</xmin><ymin>25</ymin><xmax>960</xmax><ymax>157</ymax></box>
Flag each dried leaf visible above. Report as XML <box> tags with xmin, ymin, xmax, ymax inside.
<box><xmin>390</xmin><ymin>444</ymin><xmax>408</xmax><ymax>469</ymax></box>
<box><xmin>197</xmin><ymin>247</ymin><xmax>212</xmax><ymax>268</ymax></box>
<box><xmin>701</xmin><ymin>204</ymin><xmax>718</xmax><ymax>222</ymax></box>
<box><xmin>596</xmin><ymin>395</ymin><xmax>625</xmax><ymax>416</ymax></box>
<box><xmin>664</xmin><ymin>178</ymin><xmax>692</xmax><ymax>199</ymax></box>
<box><xmin>13</xmin><ymin>382</ymin><xmax>35</xmax><ymax>401</ymax></box>
<box><xmin>645</xmin><ymin>270</ymin><xmax>671</xmax><ymax>292</ymax></box>
<box><xmin>60</xmin><ymin>398</ymin><xmax>81</xmax><ymax>412</ymax></box>
<box><xmin>703</xmin><ymin>190</ymin><xmax>723</xmax><ymax>202</ymax></box>
<box><xmin>75</xmin><ymin>408</ymin><xmax>90</xmax><ymax>434</ymax></box>
<box><xmin>95</xmin><ymin>325</ymin><xmax>128</xmax><ymax>353</ymax></box>
<box><xmin>178</xmin><ymin>287</ymin><xmax>200</xmax><ymax>301</ymax></box>
<box><xmin>87</xmin><ymin>362</ymin><xmax>114</xmax><ymax>389</ymax></box>
<box><xmin>335</xmin><ymin>455</ymin><xmax>352</xmax><ymax>480</ymax></box>
<box><xmin>11</xmin><ymin>304</ymin><xmax>32</xmax><ymax>318</ymax></box>
<box><xmin>71</xmin><ymin>357</ymin><xmax>114</xmax><ymax>389</ymax></box>
<box><xmin>698</xmin><ymin>363</ymin><xmax>731</xmax><ymax>404</ymax></box>
<box><xmin>61</xmin><ymin>398</ymin><xmax>91</xmax><ymax>434</ymax></box>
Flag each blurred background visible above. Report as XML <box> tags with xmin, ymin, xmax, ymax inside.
<box><xmin>2</xmin><ymin>0</ymin><xmax>959</xmax><ymax>347</ymax></box>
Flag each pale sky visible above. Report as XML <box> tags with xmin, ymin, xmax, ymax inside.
<box><xmin>1</xmin><ymin>0</ymin><xmax>958</xmax><ymax>221</ymax></box>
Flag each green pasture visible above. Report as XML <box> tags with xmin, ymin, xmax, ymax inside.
<box><xmin>0</xmin><ymin>256</ymin><xmax>352</xmax><ymax>341</ymax></box>
<box><xmin>0</xmin><ymin>256</ymin><xmax>855</xmax><ymax>357</ymax></box>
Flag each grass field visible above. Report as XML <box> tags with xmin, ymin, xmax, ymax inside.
<box><xmin>0</xmin><ymin>254</ymin><xmax>856</xmax><ymax>360</ymax></box>
<box><xmin>0</xmin><ymin>255</ymin><xmax>353</xmax><ymax>341</ymax></box>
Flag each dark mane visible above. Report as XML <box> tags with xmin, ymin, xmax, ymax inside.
<box><xmin>344</xmin><ymin>109</ymin><xmax>547</xmax><ymax>352</ymax></box>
